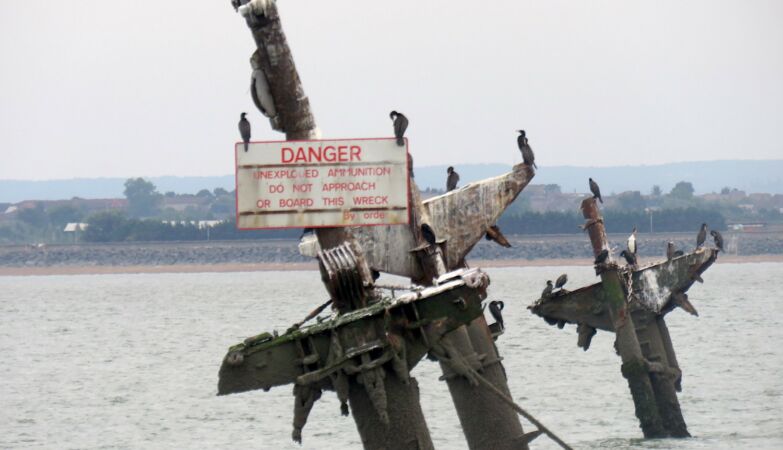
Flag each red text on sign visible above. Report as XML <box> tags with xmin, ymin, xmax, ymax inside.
<box><xmin>281</xmin><ymin>146</ymin><xmax>361</xmax><ymax>164</ymax></box>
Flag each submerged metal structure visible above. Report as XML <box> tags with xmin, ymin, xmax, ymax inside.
<box><xmin>219</xmin><ymin>1</ymin><xmax>715</xmax><ymax>448</ymax></box>
<box><xmin>530</xmin><ymin>198</ymin><xmax>717</xmax><ymax>438</ymax></box>
<box><xmin>221</xmin><ymin>2</ymin><xmax>551</xmax><ymax>449</ymax></box>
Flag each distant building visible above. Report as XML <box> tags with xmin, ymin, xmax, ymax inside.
<box><xmin>63</xmin><ymin>223</ymin><xmax>89</xmax><ymax>232</ymax></box>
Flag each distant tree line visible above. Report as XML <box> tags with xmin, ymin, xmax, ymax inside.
<box><xmin>498</xmin><ymin>207</ymin><xmax>726</xmax><ymax>235</ymax></box>
<box><xmin>82</xmin><ymin>211</ymin><xmax>299</xmax><ymax>242</ymax></box>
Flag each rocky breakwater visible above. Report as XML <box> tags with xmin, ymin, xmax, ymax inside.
<box><xmin>0</xmin><ymin>241</ymin><xmax>311</xmax><ymax>268</ymax></box>
<box><xmin>0</xmin><ymin>231</ymin><xmax>780</xmax><ymax>269</ymax></box>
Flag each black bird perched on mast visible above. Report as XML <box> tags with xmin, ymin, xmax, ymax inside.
<box><xmin>541</xmin><ymin>280</ymin><xmax>554</xmax><ymax>298</ymax></box>
<box><xmin>421</xmin><ymin>223</ymin><xmax>437</xmax><ymax>246</ymax></box>
<box><xmin>488</xmin><ymin>300</ymin><xmax>505</xmax><ymax>329</ymax></box>
<box><xmin>446</xmin><ymin>166</ymin><xmax>460</xmax><ymax>192</ymax></box>
<box><xmin>619</xmin><ymin>250</ymin><xmax>637</xmax><ymax>267</ymax></box>
<box><xmin>627</xmin><ymin>226</ymin><xmax>637</xmax><ymax>255</ymax></box>
<box><xmin>238</xmin><ymin>112</ymin><xmax>251</xmax><ymax>152</ymax></box>
<box><xmin>666</xmin><ymin>241</ymin><xmax>676</xmax><ymax>260</ymax></box>
<box><xmin>555</xmin><ymin>273</ymin><xmax>568</xmax><ymax>290</ymax></box>
<box><xmin>390</xmin><ymin>111</ymin><xmax>408</xmax><ymax>146</ymax></box>
<box><xmin>711</xmin><ymin>230</ymin><xmax>724</xmax><ymax>252</ymax></box>
<box><xmin>517</xmin><ymin>130</ymin><xmax>536</xmax><ymax>169</ymax></box>
<box><xmin>696</xmin><ymin>223</ymin><xmax>708</xmax><ymax>248</ymax></box>
<box><xmin>589</xmin><ymin>178</ymin><xmax>603</xmax><ymax>203</ymax></box>
<box><xmin>594</xmin><ymin>249</ymin><xmax>609</xmax><ymax>265</ymax></box>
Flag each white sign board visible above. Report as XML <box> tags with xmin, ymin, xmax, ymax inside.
<box><xmin>235</xmin><ymin>138</ymin><xmax>410</xmax><ymax>229</ymax></box>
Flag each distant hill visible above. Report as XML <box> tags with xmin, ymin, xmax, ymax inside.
<box><xmin>0</xmin><ymin>176</ymin><xmax>235</xmax><ymax>203</ymax></box>
<box><xmin>1</xmin><ymin>160</ymin><xmax>781</xmax><ymax>203</ymax></box>
<box><xmin>415</xmin><ymin>160</ymin><xmax>783</xmax><ymax>196</ymax></box>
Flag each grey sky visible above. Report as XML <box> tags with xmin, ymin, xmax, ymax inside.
<box><xmin>1</xmin><ymin>1</ymin><xmax>781</xmax><ymax>180</ymax></box>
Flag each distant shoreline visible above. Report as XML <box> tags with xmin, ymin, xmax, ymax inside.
<box><xmin>1</xmin><ymin>254</ymin><xmax>780</xmax><ymax>277</ymax></box>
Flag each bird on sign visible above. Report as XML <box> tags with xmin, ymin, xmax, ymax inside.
<box><xmin>389</xmin><ymin>111</ymin><xmax>408</xmax><ymax>146</ymax></box>
<box><xmin>589</xmin><ymin>178</ymin><xmax>603</xmax><ymax>203</ymax></box>
<box><xmin>517</xmin><ymin>130</ymin><xmax>536</xmax><ymax>169</ymax></box>
<box><xmin>711</xmin><ymin>230</ymin><xmax>724</xmax><ymax>252</ymax></box>
<box><xmin>488</xmin><ymin>300</ymin><xmax>505</xmax><ymax>329</ymax></box>
<box><xmin>541</xmin><ymin>280</ymin><xmax>554</xmax><ymax>298</ymax></box>
<box><xmin>238</xmin><ymin>112</ymin><xmax>251</xmax><ymax>152</ymax></box>
<box><xmin>627</xmin><ymin>226</ymin><xmax>638</xmax><ymax>255</ymax></box>
<box><xmin>696</xmin><ymin>223</ymin><xmax>708</xmax><ymax>248</ymax></box>
<box><xmin>446</xmin><ymin>166</ymin><xmax>460</xmax><ymax>192</ymax></box>
<box><xmin>555</xmin><ymin>273</ymin><xmax>568</xmax><ymax>290</ymax></box>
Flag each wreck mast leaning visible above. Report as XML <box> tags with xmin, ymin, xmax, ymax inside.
<box><xmin>233</xmin><ymin>1</ymin><xmax>434</xmax><ymax>448</ymax></box>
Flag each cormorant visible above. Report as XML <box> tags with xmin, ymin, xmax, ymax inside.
<box><xmin>421</xmin><ymin>223</ymin><xmax>437</xmax><ymax>246</ymax></box>
<box><xmin>594</xmin><ymin>249</ymin><xmax>609</xmax><ymax>265</ymax></box>
<box><xmin>696</xmin><ymin>223</ymin><xmax>708</xmax><ymax>248</ymax></box>
<box><xmin>390</xmin><ymin>111</ymin><xmax>408</xmax><ymax>146</ymax></box>
<box><xmin>589</xmin><ymin>178</ymin><xmax>603</xmax><ymax>203</ymax></box>
<box><xmin>627</xmin><ymin>226</ymin><xmax>637</xmax><ymax>255</ymax></box>
<box><xmin>710</xmin><ymin>230</ymin><xmax>724</xmax><ymax>252</ymax></box>
<box><xmin>541</xmin><ymin>280</ymin><xmax>554</xmax><ymax>298</ymax></box>
<box><xmin>619</xmin><ymin>250</ymin><xmax>637</xmax><ymax>267</ymax></box>
<box><xmin>488</xmin><ymin>300</ymin><xmax>505</xmax><ymax>329</ymax></box>
<box><xmin>517</xmin><ymin>130</ymin><xmax>537</xmax><ymax>169</ymax></box>
<box><xmin>446</xmin><ymin>166</ymin><xmax>460</xmax><ymax>191</ymax></box>
<box><xmin>238</xmin><ymin>112</ymin><xmax>251</xmax><ymax>152</ymax></box>
<box><xmin>485</xmin><ymin>225</ymin><xmax>511</xmax><ymax>248</ymax></box>
<box><xmin>555</xmin><ymin>273</ymin><xmax>568</xmax><ymax>290</ymax></box>
<box><xmin>666</xmin><ymin>241</ymin><xmax>676</xmax><ymax>260</ymax></box>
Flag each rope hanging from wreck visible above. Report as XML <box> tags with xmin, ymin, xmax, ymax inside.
<box><xmin>470</xmin><ymin>369</ymin><xmax>574</xmax><ymax>450</ymax></box>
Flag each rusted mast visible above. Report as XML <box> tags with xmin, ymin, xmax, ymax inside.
<box><xmin>234</xmin><ymin>2</ymin><xmax>434</xmax><ymax>448</ymax></box>
<box><xmin>408</xmin><ymin>176</ymin><xmax>532</xmax><ymax>448</ymax></box>
<box><xmin>581</xmin><ymin>198</ymin><xmax>667</xmax><ymax>437</ymax></box>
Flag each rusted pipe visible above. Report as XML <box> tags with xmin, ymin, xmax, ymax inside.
<box><xmin>581</xmin><ymin>198</ymin><xmax>667</xmax><ymax>438</ymax></box>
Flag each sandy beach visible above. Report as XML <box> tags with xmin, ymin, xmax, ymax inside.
<box><xmin>1</xmin><ymin>254</ymin><xmax>780</xmax><ymax>276</ymax></box>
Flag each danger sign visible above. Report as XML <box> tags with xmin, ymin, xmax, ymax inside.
<box><xmin>235</xmin><ymin>138</ymin><xmax>410</xmax><ymax>229</ymax></box>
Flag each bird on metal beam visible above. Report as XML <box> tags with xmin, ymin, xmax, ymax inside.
<box><xmin>696</xmin><ymin>223</ymin><xmax>708</xmax><ymax>248</ymax></box>
<box><xmin>446</xmin><ymin>166</ymin><xmax>460</xmax><ymax>192</ymax></box>
<box><xmin>488</xmin><ymin>300</ymin><xmax>505</xmax><ymax>329</ymax></box>
<box><xmin>710</xmin><ymin>230</ymin><xmax>724</xmax><ymax>252</ymax></box>
<box><xmin>517</xmin><ymin>130</ymin><xmax>536</xmax><ymax>169</ymax></box>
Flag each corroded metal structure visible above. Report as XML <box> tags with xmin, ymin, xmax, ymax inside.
<box><xmin>529</xmin><ymin>197</ymin><xmax>718</xmax><ymax>438</ymax></box>
<box><xmin>223</xmin><ymin>1</ymin><xmax>542</xmax><ymax>449</ymax></box>
<box><xmin>221</xmin><ymin>1</ymin><xmax>715</xmax><ymax>447</ymax></box>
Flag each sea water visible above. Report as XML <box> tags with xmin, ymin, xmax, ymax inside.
<box><xmin>1</xmin><ymin>264</ymin><xmax>781</xmax><ymax>449</ymax></box>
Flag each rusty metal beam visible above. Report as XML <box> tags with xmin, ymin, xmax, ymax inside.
<box><xmin>529</xmin><ymin>249</ymin><xmax>718</xmax><ymax>329</ymax></box>
<box><xmin>580</xmin><ymin>198</ymin><xmax>667</xmax><ymax>438</ymax></box>
<box><xmin>300</xmin><ymin>163</ymin><xmax>535</xmax><ymax>279</ymax></box>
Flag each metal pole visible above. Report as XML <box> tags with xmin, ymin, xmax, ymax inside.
<box><xmin>233</xmin><ymin>3</ymin><xmax>434</xmax><ymax>448</ymax></box>
<box><xmin>582</xmin><ymin>198</ymin><xmax>667</xmax><ymax>438</ymax></box>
